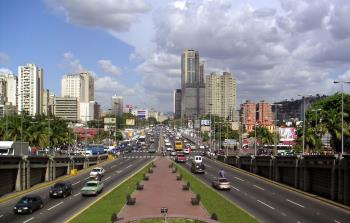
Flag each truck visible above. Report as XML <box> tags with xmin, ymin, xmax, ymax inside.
<box><xmin>86</xmin><ymin>144</ymin><xmax>106</xmax><ymax>155</ymax></box>
<box><xmin>174</xmin><ymin>140</ymin><xmax>184</xmax><ymax>151</ymax></box>
<box><xmin>0</xmin><ymin>141</ymin><xmax>30</xmax><ymax>156</ymax></box>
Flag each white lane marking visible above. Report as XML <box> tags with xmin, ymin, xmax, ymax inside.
<box><xmin>206</xmin><ymin>165</ymin><xmax>212</xmax><ymax>168</ymax></box>
<box><xmin>103</xmin><ymin>176</ymin><xmax>111</xmax><ymax>182</ymax></box>
<box><xmin>125</xmin><ymin>164</ymin><xmax>132</xmax><ymax>169</ymax></box>
<box><xmin>72</xmin><ymin>180</ymin><xmax>81</xmax><ymax>186</ymax></box>
<box><xmin>281</xmin><ymin>212</ymin><xmax>287</xmax><ymax>217</ymax></box>
<box><xmin>115</xmin><ymin>170</ymin><xmax>123</xmax><ymax>174</ymax></box>
<box><xmin>73</xmin><ymin>193</ymin><xmax>81</xmax><ymax>197</ymax></box>
<box><xmin>334</xmin><ymin>220</ymin><xmax>341</xmax><ymax>223</ymax></box>
<box><xmin>47</xmin><ymin>201</ymin><xmax>64</xmax><ymax>211</ymax></box>
<box><xmin>253</xmin><ymin>185</ymin><xmax>265</xmax><ymax>191</ymax></box>
<box><xmin>230</xmin><ymin>186</ymin><xmax>240</xmax><ymax>191</ymax></box>
<box><xmin>286</xmin><ymin>199</ymin><xmax>305</xmax><ymax>208</ymax></box>
<box><xmin>0</xmin><ymin>215</ymin><xmax>3</xmax><ymax>218</ymax></box>
<box><xmin>110</xmin><ymin>165</ymin><xmax>117</xmax><ymax>169</ymax></box>
<box><xmin>84</xmin><ymin>177</ymin><xmax>89</xmax><ymax>180</ymax></box>
<box><xmin>257</xmin><ymin>200</ymin><xmax>275</xmax><ymax>210</ymax></box>
<box><xmin>23</xmin><ymin>217</ymin><xmax>34</xmax><ymax>223</ymax></box>
<box><xmin>234</xmin><ymin>177</ymin><xmax>244</xmax><ymax>181</ymax></box>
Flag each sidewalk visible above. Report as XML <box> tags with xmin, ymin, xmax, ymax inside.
<box><xmin>118</xmin><ymin>157</ymin><xmax>215</xmax><ymax>222</ymax></box>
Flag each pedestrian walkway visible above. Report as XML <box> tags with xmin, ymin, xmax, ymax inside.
<box><xmin>118</xmin><ymin>157</ymin><xmax>215</xmax><ymax>222</ymax></box>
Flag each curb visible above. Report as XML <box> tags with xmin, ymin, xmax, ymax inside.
<box><xmin>173</xmin><ymin>160</ymin><xmax>259</xmax><ymax>223</ymax></box>
<box><xmin>0</xmin><ymin>157</ymin><xmax>115</xmax><ymax>204</ymax></box>
<box><xmin>65</xmin><ymin>157</ymin><xmax>156</xmax><ymax>223</ymax></box>
<box><xmin>212</xmin><ymin>159</ymin><xmax>350</xmax><ymax>212</ymax></box>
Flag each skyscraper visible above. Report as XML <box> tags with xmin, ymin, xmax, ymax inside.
<box><xmin>241</xmin><ymin>100</ymin><xmax>256</xmax><ymax>133</ymax></box>
<box><xmin>18</xmin><ymin>64</ymin><xmax>43</xmax><ymax>116</ymax></box>
<box><xmin>205</xmin><ymin>72</ymin><xmax>237</xmax><ymax>119</ymax></box>
<box><xmin>0</xmin><ymin>73</ymin><xmax>17</xmax><ymax>107</ymax></box>
<box><xmin>181</xmin><ymin>49</ymin><xmax>205</xmax><ymax>120</ymax></box>
<box><xmin>111</xmin><ymin>95</ymin><xmax>123</xmax><ymax>116</ymax></box>
<box><xmin>173</xmin><ymin>89</ymin><xmax>182</xmax><ymax>118</ymax></box>
<box><xmin>61</xmin><ymin>72</ymin><xmax>94</xmax><ymax>102</ymax></box>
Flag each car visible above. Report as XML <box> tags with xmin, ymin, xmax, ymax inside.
<box><xmin>191</xmin><ymin>162</ymin><xmax>205</xmax><ymax>173</ymax></box>
<box><xmin>183</xmin><ymin>148</ymin><xmax>190</xmax><ymax>154</ymax></box>
<box><xmin>49</xmin><ymin>182</ymin><xmax>73</xmax><ymax>198</ymax></box>
<box><xmin>175</xmin><ymin>153</ymin><xmax>187</xmax><ymax>163</ymax></box>
<box><xmin>170</xmin><ymin>151</ymin><xmax>177</xmax><ymax>156</ymax></box>
<box><xmin>90</xmin><ymin>167</ymin><xmax>105</xmax><ymax>178</ymax></box>
<box><xmin>81</xmin><ymin>181</ymin><xmax>104</xmax><ymax>196</ymax></box>
<box><xmin>199</xmin><ymin>145</ymin><xmax>205</xmax><ymax>149</ymax></box>
<box><xmin>166</xmin><ymin>146</ymin><xmax>173</xmax><ymax>151</ymax></box>
<box><xmin>13</xmin><ymin>196</ymin><xmax>43</xmax><ymax>214</ymax></box>
<box><xmin>212</xmin><ymin>177</ymin><xmax>231</xmax><ymax>190</ymax></box>
<box><xmin>148</xmin><ymin>147</ymin><xmax>156</xmax><ymax>153</ymax></box>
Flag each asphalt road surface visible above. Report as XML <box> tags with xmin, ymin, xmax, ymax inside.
<box><xmin>0</xmin><ymin>155</ymin><xmax>153</xmax><ymax>223</ymax></box>
<box><xmin>180</xmin><ymin>153</ymin><xmax>350</xmax><ymax>223</ymax></box>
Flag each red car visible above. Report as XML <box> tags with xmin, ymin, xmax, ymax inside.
<box><xmin>175</xmin><ymin>153</ymin><xmax>187</xmax><ymax>163</ymax></box>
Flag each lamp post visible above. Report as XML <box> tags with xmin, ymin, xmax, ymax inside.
<box><xmin>272</xmin><ymin>104</ymin><xmax>282</xmax><ymax>155</ymax></box>
<box><xmin>333</xmin><ymin>81</ymin><xmax>350</xmax><ymax>156</ymax></box>
<box><xmin>254</xmin><ymin>122</ymin><xmax>258</xmax><ymax>156</ymax></box>
<box><xmin>311</xmin><ymin>108</ymin><xmax>322</xmax><ymax>131</ymax></box>
<box><xmin>209</xmin><ymin>103</ymin><xmax>213</xmax><ymax>153</ymax></box>
<box><xmin>298</xmin><ymin>94</ymin><xmax>312</xmax><ymax>155</ymax></box>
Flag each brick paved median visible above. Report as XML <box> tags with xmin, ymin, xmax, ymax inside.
<box><xmin>118</xmin><ymin>157</ymin><xmax>214</xmax><ymax>222</ymax></box>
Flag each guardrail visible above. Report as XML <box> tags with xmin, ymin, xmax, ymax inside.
<box><xmin>0</xmin><ymin>154</ymin><xmax>108</xmax><ymax>197</ymax></box>
<box><xmin>216</xmin><ymin>154</ymin><xmax>350</xmax><ymax>206</ymax></box>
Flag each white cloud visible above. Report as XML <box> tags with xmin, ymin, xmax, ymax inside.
<box><xmin>50</xmin><ymin>0</ymin><xmax>350</xmax><ymax>111</ymax></box>
<box><xmin>98</xmin><ymin>60</ymin><xmax>122</xmax><ymax>76</ymax></box>
<box><xmin>46</xmin><ymin>0</ymin><xmax>150</xmax><ymax>32</ymax></box>
<box><xmin>0</xmin><ymin>52</ymin><xmax>9</xmax><ymax>64</ymax></box>
<box><xmin>62</xmin><ymin>52</ymin><xmax>84</xmax><ymax>72</ymax></box>
<box><xmin>0</xmin><ymin>68</ymin><xmax>13</xmax><ymax>74</ymax></box>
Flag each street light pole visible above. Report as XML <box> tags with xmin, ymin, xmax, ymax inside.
<box><xmin>298</xmin><ymin>94</ymin><xmax>312</xmax><ymax>155</ymax></box>
<box><xmin>273</xmin><ymin>104</ymin><xmax>282</xmax><ymax>155</ymax></box>
<box><xmin>254</xmin><ymin>122</ymin><xmax>257</xmax><ymax>156</ymax></box>
<box><xmin>333</xmin><ymin>81</ymin><xmax>350</xmax><ymax>156</ymax></box>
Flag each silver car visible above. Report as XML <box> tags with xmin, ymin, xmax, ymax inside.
<box><xmin>212</xmin><ymin>177</ymin><xmax>231</xmax><ymax>190</ymax></box>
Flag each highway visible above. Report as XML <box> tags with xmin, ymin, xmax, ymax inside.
<box><xmin>180</xmin><ymin>153</ymin><xmax>350</xmax><ymax>223</ymax></box>
<box><xmin>0</xmin><ymin>155</ymin><xmax>154</xmax><ymax>223</ymax></box>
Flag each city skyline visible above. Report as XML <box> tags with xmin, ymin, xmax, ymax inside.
<box><xmin>1</xmin><ymin>0</ymin><xmax>350</xmax><ymax>112</ymax></box>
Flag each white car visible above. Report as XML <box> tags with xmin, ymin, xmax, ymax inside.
<box><xmin>183</xmin><ymin>148</ymin><xmax>190</xmax><ymax>154</ymax></box>
<box><xmin>89</xmin><ymin>167</ymin><xmax>105</xmax><ymax>178</ymax></box>
<box><xmin>166</xmin><ymin>147</ymin><xmax>173</xmax><ymax>151</ymax></box>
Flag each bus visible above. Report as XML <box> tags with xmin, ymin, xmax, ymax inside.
<box><xmin>261</xmin><ymin>144</ymin><xmax>294</xmax><ymax>156</ymax></box>
<box><xmin>174</xmin><ymin>140</ymin><xmax>184</xmax><ymax>151</ymax></box>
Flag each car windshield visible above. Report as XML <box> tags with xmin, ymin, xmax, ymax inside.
<box><xmin>92</xmin><ymin>169</ymin><xmax>100</xmax><ymax>172</ymax></box>
<box><xmin>18</xmin><ymin>197</ymin><xmax>31</xmax><ymax>204</ymax></box>
<box><xmin>53</xmin><ymin>183</ymin><xmax>65</xmax><ymax>188</ymax></box>
<box><xmin>219</xmin><ymin>179</ymin><xmax>228</xmax><ymax>183</ymax></box>
<box><xmin>86</xmin><ymin>183</ymin><xmax>97</xmax><ymax>187</ymax></box>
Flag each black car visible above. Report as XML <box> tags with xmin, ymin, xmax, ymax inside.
<box><xmin>191</xmin><ymin>162</ymin><xmax>205</xmax><ymax>174</ymax></box>
<box><xmin>14</xmin><ymin>196</ymin><xmax>43</xmax><ymax>214</ymax></box>
<box><xmin>49</xmin><ymin>182</ymin><xmax>73</xmax><ymax>198</ymax></box>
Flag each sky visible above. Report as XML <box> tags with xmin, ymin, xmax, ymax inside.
<box><xmin>1</xmin><ymin>0</ymin><xmax>350</xmax><ymax>112</ymax></box>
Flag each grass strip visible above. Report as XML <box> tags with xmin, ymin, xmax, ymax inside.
<box><xmin>69</xmin><ymin>162</ymin><xmax>153</xmax><ymax>223</ymax></box>
<box><xmin>175</xmin><ymin>163</ymin><xmax>259</xmax><ymax>223</ymax></box>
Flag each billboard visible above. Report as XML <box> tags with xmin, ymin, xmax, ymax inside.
<box><xmin>279</xmin><ymin>127</ymin><xmax>297</xmax><ymax>141</ymax></box>
<box><xmin>126</xmin><ymin>119</ymin><xmax>135</xmax><ymax>126</ymax></box>
<box><xmin>201</xmin><ymin>119</ymin><xmax>211</xmax><ymax>126</ymax></box>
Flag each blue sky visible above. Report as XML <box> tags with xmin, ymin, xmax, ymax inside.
<box><xmin>1</xmin><ymin>0</ymin><xmax>350</xmax><ymax>112</ymax></box>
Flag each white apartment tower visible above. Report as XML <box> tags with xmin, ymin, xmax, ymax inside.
<box><xmin>0</xmin><ymin>73</ymin><xmax>17</xmax><ymax>106</ymax></box>
<box><xmin>111</xmin><ymin>95</ymin><xmax>123</xmax><ymax>116</ymax></box>
<box><xmin>205</xmin><ymin>72</ymin><xmax>236</xmax><ymax>119</ymax></box>
<box><xmin>61</xmin><ymin>72</ymin><xmax>94</xmax><ymax>102</ymax></box>
<box><xmin>18</xmin><ymin>64</ymin><xmax>43</xmax><ymax>116</ymax></box>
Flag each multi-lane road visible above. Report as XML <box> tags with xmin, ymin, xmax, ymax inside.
<box><xmin>0</xmin><ymin>154</ymin><xmax>155</xmax><ymax>223</ymax></box>
<box><xmin>179</xmin><ymin>152</ymin><xmax>350</xmax><ymax>223</ymax></box>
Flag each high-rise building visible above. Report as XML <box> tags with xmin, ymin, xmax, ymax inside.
<box><xmin>0</xmin><ymin>73</ymin><xmax>17</xmax><ymax>107</ymax></box>
<box><xmin>18</xmin><ymin>64</ymin><xmax>43</xmax><ymax>116</ymax></box>
<box><xmin>241</xmin><ymin>100</ymin><xmax>256</xmax><ymax>133</ymax></box>
<box><xmin>53</xmin><ymin>97</ymin><xmax>78</xmax><ymax>122</ymax></box>
<box><xmin>80</xmin><ymin>101</ymin><xmax>95</xmax><ymax>123</ymax></box>
<box><xmin>181</xmin><ymin>49</ymin><xmax>205</xmax><ymax>120</ymax></box>
<box><xmin>258</xmin><ymin>100</ymin><xmax>273</xmax><ymax>131</ymax></box>
<box><xmin>173</xmin><ymin>89</ymin><xmax>182</xmax><ymax>118</ymax></box>
<box><xmin>205</xmin><ymin>72</ymin><xmax>236</xmax><ymax>119</ymax></box>
<box><xmin>111</xmin><ymin>95</ymin><xmax>123</xmax><ymax>116</ymax></box>
<box><xmin>61</xmin><ymin>72</ymin><xmax>94</xmax><ymax>102</ymax></box>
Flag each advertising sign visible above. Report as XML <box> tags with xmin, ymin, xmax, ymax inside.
<box><xmin>125</xmin><ymin>119</ymin><xmax>135</xmax><ymax>126</ymax></box>
<box><xmin>201</xmin><ymin>119</ymin><xmax>211</xmax><ymax>126</ymax></box>
<box><xmin>279</xmin><ymin>127</ymin><xmax>297</xmax><ymax>141</ymax></box>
